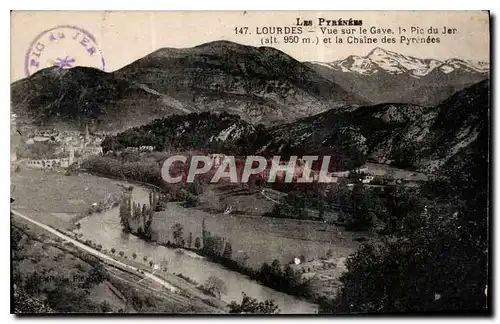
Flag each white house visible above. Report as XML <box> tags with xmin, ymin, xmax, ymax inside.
<box><xmin>361</xmin><ymin>175</ymin><xmax>374</xmax><ymax>184</ymax></box>
<box><xmin>139</xmin><ymin>145</ymin><xmax>155</xmax><ymax>152</ymax></box>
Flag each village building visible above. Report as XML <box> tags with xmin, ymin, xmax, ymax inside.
<box><xmin>25</xmin><ymin>123</ymin><xmax>104</xmax><ymax>170</ymax></box>
<box><xmin>139</xmin><ymin>145</ymin><xmax>155</xmax><ymax>152</ymax></box>
<box><xmin>26</xmin><ymin>148</ymin><xmax>75</xmax><ymax>169</ymax></box>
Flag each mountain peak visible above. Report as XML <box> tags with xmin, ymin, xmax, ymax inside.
<box><xmin>191</xmin><ymin>40</ymin><xmax>254</xmax><ymax>56</ymax></box>
<box><xmin>194</xmin><ymin>40</ymin><xmax>249</xmax><ymax>50</ymax></box>
<box><xmin>367</xmin><ymin>47</ymin><xmax>390</xmax><ymax>56</ymax></box>
<box><xmin>317</xmin><ymin>47</ymin><xmax>489</xmax><ymax>78</ymax></box>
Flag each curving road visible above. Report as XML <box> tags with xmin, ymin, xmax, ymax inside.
<box><xmin>11</xmin><ymin>209</ymin><xmax>178</xmax><ymax>293</ymax></box>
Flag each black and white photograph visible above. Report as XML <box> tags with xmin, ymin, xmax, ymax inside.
<box><xmin>9</xmin><ymin>10</ymin><xmax>490</xmax><ymax>315</ymax></box>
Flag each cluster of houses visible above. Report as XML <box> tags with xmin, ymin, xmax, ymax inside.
<box><xmin>26</xmin><ymin>148</ymin><xmax>75</xmax><ymax>169</ymax></box>
<box><xmin>23</xmin><ymin>125</ymin><xmax>104</xmax><ymax>170</ymax></box>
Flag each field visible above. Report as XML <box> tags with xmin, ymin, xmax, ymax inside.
<box><xmin>11</xmin><ymin>167</ymin><xmax>125</xmax><ymax>229</ymax></box>
<box><xmin>149</xmin><ymin>202</ymin><xmax>366</xmax><ymax>269</ymax></box>
<box><xmin>364</xmin><ymin>162</ymin><xmax>430</xmax><ymax>181</ymax></box>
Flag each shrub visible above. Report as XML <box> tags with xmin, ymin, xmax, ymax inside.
<box><xmin>201</xmin><ymin>276</ymin><xmax>227</xmax><ymax>298</ymax></box>
<box><xmin>182</xmin><ymin>193</ymin><xmax>199</xmax><ymax>208</ymax></box>
<box><xmin>228</xmin><ymin>293</ymin><xmax>280</xmax><ymax>314</ymax></box>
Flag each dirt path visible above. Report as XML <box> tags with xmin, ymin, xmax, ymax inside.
<box><xmin>11</xmin><ymin>209</ymin><xmax>179</xmax><ymax>293</ymax></box>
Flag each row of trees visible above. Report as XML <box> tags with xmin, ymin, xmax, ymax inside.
<box><xmin>81</xmin><ymin>156</ymin><xmax>162</xmax><ymax>187</ymax></box>
<box><xmin>266</xmin><ymin>182</ymin><xmax>379</xmax><ymax>229</ymax></box>
<box><xmin>267</xmin><ymin>180</ymin><xmax>425</xmax><ymax>232</ymax></box>
<box><xmin>135</xmin><ymin>216</ymin><xmax>307</xmax><ymax>300</ymax></box>
<box><xmin>119</xmin><ymin>194</ymin><xmax>157</xmax><ymax>240</ymax></box>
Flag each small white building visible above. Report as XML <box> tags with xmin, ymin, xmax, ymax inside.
<box><xmin>83</xmin><ymin>146</ymin><xmax>103</xmax><ymax>156</ymax></box>
<box><xmin>33</xmin><ymin>136</ymin><xmax>50</xmax><ymax>143</ymax></box>
<box><xmin>332</xmin><ymin>170</ymin><xmax>350</xmax><ymax>177</ymax></box>
<box><xmin>139</xmin><ymin>145</ymin><xmax>154</xmax><ymax>152</ymax></box>
<box><xmin>361</xmin><ymin>175</ymin><xmax>374</xmax><ymax>184</ymax></box>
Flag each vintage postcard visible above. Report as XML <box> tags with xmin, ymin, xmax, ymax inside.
<box><xmin>10</xmin><ymin>11</ymin><xmax>490</xmax><ymax>314</ymax></box>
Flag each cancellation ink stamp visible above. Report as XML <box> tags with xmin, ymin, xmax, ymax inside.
<box><xmin>24</xmin><ymin>25</ymin><xmax>105</xmax><ymax>76</ymax></box>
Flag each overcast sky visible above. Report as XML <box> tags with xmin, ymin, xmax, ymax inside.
<box><xmin>11</xmin><ymin>11</ymin><xmax>490</xmax><ymax>82</ymax></box>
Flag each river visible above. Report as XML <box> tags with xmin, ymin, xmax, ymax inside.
<box><xmin>76</xmin><ymin>186</ymin><xmax>318</xmax><ymax>314</ymax></box>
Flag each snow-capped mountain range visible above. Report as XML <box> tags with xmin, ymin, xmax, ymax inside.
<box><xmin>312</xmin><ymin>47</ymin><xmax>489</xmax><ymax>78</ymax></box>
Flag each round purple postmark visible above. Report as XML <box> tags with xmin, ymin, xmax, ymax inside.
<box><xmin>24</xmin><ymin>25</ymin><xmax>106</xmax><ymax>76</ymax></box>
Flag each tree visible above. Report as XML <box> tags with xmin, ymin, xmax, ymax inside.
<box><xmin>223</xmin><ymin>242</ymin><xmax>233</xmax><ymax>259</ymax></box>
<box><xmin>321</xmin><ymin>154</ymin><xmax>489</xmax><ymax>314</ymax></box>
<box><xmin>345</xmin><ymin>183</ymin><xmax>373</xmax><ymax>230</ymax></box>
<box><xmin>142</xmin><ymin>204</ymin><xmax>148</xmax><ymax>223</ymax></box>
<box><xmin>143</xmin><ymin>256</ymin><xmax>148</xmax><ymax>262</ymax></box>
<box><xmin>160</xmin><ymin>259</ymin><xmax>168</xmax><ymax>271</ymax></box>
<box><xmin>119</xmin><ymin>196</ymin><xmax>132</xmax><ymax>233</ymax></box>
<box><xmin>327</xmin><ymin>183</ymin><xmax>352</xmax><ymax>210</ymax></box>
<box><xmin>283</xmin><ymin>264</ymin><xmax>301</xmax><ymax>292</ymax></box>
<box><xmin>202</xmin><ymin>276</ymin><xmax>227</xmax><ymax>298</ymax></box>
<box><xmin>186</xmin><ymin>180</ymin><xmax>203</xmax><ymax>196</ymax></box>
<box><xmin>24</xmin><ymin>272</ymin><xmax>44</xmax><ymax>295</ymax></box>
<box><xmin>119</xmin><ymin>251</ymin><xmax>124</xmax><ymax>257</ymax></box>
<box><xmin>380</xmin><ymin>186</ymin><xmax>424</xmax><ymax>235</ymax></box>
<box><xmin>228</xmin><ymin>293</ymin><xmax>280</xmax><ymax>314</ymax></box>
<box><xmin>134</xmin><ymin>202</ymin><xmax>142</xmax><ymax>219</ymax></box>
<box><xmin>187</xmin><ymin>232</ymin><xmax>193</xmax><ymax>249</ymax></box>
<box><xmin>143</xmin><ymin>220</ymin><xmax>153</xmax><ymax>242</ymax></box>
<box><xmin>110</xmin><ymin>248</ymin><xmax>115</xmax><ymax>254</ymax></box>
<box><xmin>239</xmin><ymin>252</ymin><xmax>250</xmax><ymax>267</ymax></box>
<box><xmin>202</xmin><ymin>218</ymin><xmax>208</xmax><ymax>246</ymax></box>
<box><xmin>194</xmin><ymin>237</ymin><xmax>201</xmax><ymax>249</ymax></box>
<box><xmin>149</xmin><ymin>261</ymin><xmax>154</xmax><ymax>267</ymax></box>
<box><xmin>318</xmin><ymin>203</ymin><xmax>325</xmax><ymax>221</ymax></box>
<box><xmin>171</xmin><ymin>223</ymin><xmax>184</xmax><ymax>247</ymax></box>
<box><xmin>84</xmin><ymin>263</ymin><xmax>108</xmax><ymax>288</ymax></box>
<box><xmin>183</xmin><ymin>193</ymin><xmax>199</xmax><ymax>207</ymax></box>
<box><xmin>212</xmin><ymin>236</ymin><xmax>225</xmax><ymax>257</ymax></box>
<box><xmin>100</xmin><ymin>301</ymin><xmax>112</xmax><ymax>313</ymax></box>
<box><xmin>132</xmin><ymin>253</ymin><xmax>137</xmax><ymax>259</ymax></box>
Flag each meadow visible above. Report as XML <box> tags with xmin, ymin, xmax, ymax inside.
<box><xmin>150</xmin><ymin>202</ymin><xmax>366</xmax><ymax>269</ymax></box>
<box><xmin>11</xmin><ymin>167</ymin><xmax>124</xmax><ymax>230</ymax></box>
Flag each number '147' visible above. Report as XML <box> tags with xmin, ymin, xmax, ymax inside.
<box><xmin>234</xmin><ymin>27</ymin><xmax>249</xmax><ymax>34</ymax></box>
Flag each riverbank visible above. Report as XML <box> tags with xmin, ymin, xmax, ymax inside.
<box><xmin>120</xmin><ymin>195</ymin><xmax>362</xmax><ymax>306</ymax></box>
<box><xmin>76</xmin><ymin>202</ymin><xmax>318</xmax><ymax>313</ymax></box>
<box><xmin>135</xmin><ymin>200</ymin><xmax>362</xmax><ymax>303</ymax></box>
<box><xmin>12</xmin><ymin>211</ymin><xmax>225</xmax><ymax>313</ymax></box>
<box><xmin>67</xmin><ymin>232</ymin><xmax>228</xmax><ymax>310</ymax></box>
<box><xmin>149</xmin><ymin>239</ymin><xmax>319</xmax><ymax>303</ymax></box>
<box><xmin>11</xmin><ymin>167</ymin><xmax>317</xmax><ymax>313</ymax></box>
